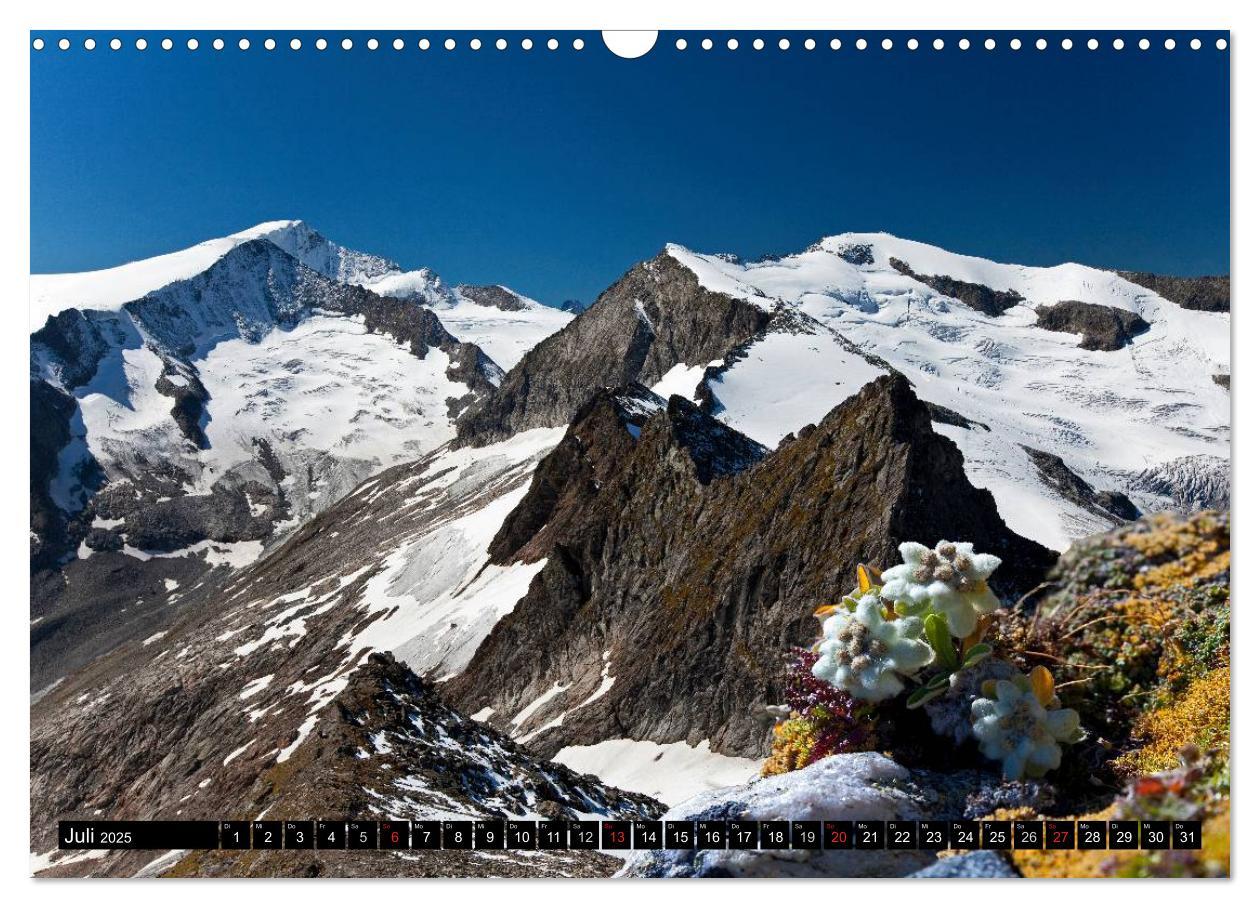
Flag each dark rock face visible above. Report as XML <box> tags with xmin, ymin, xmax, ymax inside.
<box><xmin>455</xmin><ymin>283</ymin><xmax>530</xmax><ymax>312</ymax></box>
<box><xmin>1034</xmin><ymin>300</ymin><xmax>1151</xmax><ymax>351</ymax></box>
<box><xmin>31</xmin><ymin>308</ymin><xmax>122</xmax><ymax>389</ymax></box>
<box><xmin>925</xmin><ymin>401</ymin><xmax>990</xmax><ymax>432</ymax></box>
<box><xmin>155</xmin><ymin>367</ymin><xmax>210</xmax><ymax>449</ymax></box>
<box><xmin>888</xmin><ymin>257</ymin><xmax>1024</xmax><ymax>316</ymax></box>
<box><xmin>1020</xmin><ymin>446</ymin><xmax>1140</xmax><ymax>522</ymax></box>
<box><xmin>835</xmin><ymin>243</ymin><xmax>875</xmax><ymax>265</ymax></box>
<box><xmin>1212</xmin><ymin>373</ymin><xmax>1230</xmax><ymax>390</ymax></box>
<box><xmin>488</xmin><ymin>385</ymin><xmax>663</xmax><ymax>564</ymax></box>
<box><xmin>263</xmin><ymin>652</ymin><xmax>661</xmax><ymax>819</ymax></box>
<box><xmin>170</xmin><ymin>654</ymin><xmax>659</xmax><ymax>878</ymax></box>
<box><xmin>455</xmin><ymin>251</ymin><xmax>773</xmax><ymax>446</ymax></box>
<box><xmin>446</xmin><ymin>375</ymin><xmax>1055</xmax><ymax>758</ymax></box>
<box><xmin>559</xmin><ymin>299</ymin><xmax>588</xmax><ymax>314</ymax></box>
<box><xmin>1117</xmin><ymin>271</ymin><xmax>1230</xmax><ymax>313</ymax></box>
<box><xmin>30</xmin><ymin>379</ymin><xmax>82</xmax><ymax>571</ymax></box>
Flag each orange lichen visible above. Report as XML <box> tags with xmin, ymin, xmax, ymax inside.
<box><xmin>1114</xmin><ymin>667</ymin><xmax>1230</xmax><ymax>777</ymax></box>
<box><xmin>1125</xmin><ymin>512</ymin><xmax>1230</xmax><ymax>592</ymax></box>
<box><xmin>762</xmin><ymin>716</ymin><xmax>816</xmax><ymax>777</ymax></box>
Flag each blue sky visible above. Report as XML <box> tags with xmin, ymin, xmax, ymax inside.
<box><xmin>31</xmin><ymin>31</ymin><xmax>1229</xmax><ymax>306</ymax></box>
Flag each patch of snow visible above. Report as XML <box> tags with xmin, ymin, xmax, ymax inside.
<box><xmin>553</xmin><ymin>738</ymin><xmax>761</xmax><ymax>807</ymax></box>
<box><xmin>238</xmin><ymin>674</ymin><xmax>274</xmax><ymax>700</ymax></box>
<box><xmin>509</xmin><ymin>681</ymin><xmax>572</xmax><ymax>729</ymax></box>
<box><xmin>704</xmin><ymin>319</ymin><xmax>885</xmax><ymax>448</ymax></box>
<box><xmin>651</xmin><ymin>363</ymin><xmax>708</xmax><ymax>402</ymax></box>
<box><xmin>30</xmin><ymin>848</ymin><xmax>110</xmax><ymax>875</ymax></box>
<box><xmin>223</xmin><ymin>738</ymin><xmax>256</xmax><ymax>766</ymax></box>
<box><xmin>134</xmin><ymin>848</ymin><xmax>189</xmax><ymax>878</ymax></box>
<box><xmin>276</xmin><ymin>714</ymin><xmax>319</xmax><ymax>763</ymax></box>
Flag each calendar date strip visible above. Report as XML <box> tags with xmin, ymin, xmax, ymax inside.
<box><xmin>58</xmin><ymin>818</ymin><xmax>1201</xmax><ymax>852</ymax></box>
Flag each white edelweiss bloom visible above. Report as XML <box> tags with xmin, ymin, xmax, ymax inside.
<box><xmin>880</xmin><ymin>540</ymin><xmax>1002</xmax><ymax>637</ymax></box>
<box><xmin>812</xmin><ymin>593</ymin><xmax>933</xmax><ymax>702</ymax></box>
<box><xmin>970</xmin><ymin>678</ymin><xmax>1083</xmax><ymax>779</ymax></box>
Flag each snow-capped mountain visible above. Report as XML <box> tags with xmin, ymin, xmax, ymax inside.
<box><xmin>29</xmin><ymin>220</ymin><xmax>400</xmax><ymax>331</ymax></box>
<box><xmin>29</xmin><ymin>221</ymin><xmax>571</xmax><ymax>687</ymax></box>
<box><xmin>639</xmin><ymin>236</ymin><xmax>1227</xmax><ymax>550</ymax></box>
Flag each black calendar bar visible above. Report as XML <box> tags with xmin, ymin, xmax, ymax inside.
<box><xmin>58</xmin><ymin>821</ymin><xmax>219</xmax><ymax>850</ymax></box>
<box><xmin>56</xmin><ymin>819</ymin><xmax>1202</xmax><ymax>851</ymax></box>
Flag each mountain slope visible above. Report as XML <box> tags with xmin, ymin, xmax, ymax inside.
<box><xmin>30</xmin><ymin>234</ymin><xmax>503</xmax><ymax>687</ymax></box>
<box><xmin>31</xmin><ymin>428</ymin><xmax>668</xmax><ymax>877</ymax></box>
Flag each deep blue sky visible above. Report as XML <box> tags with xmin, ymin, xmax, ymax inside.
<box><xmin>31</xmin><ymin>31</ymin><xmax>1229</xmax><ymax>306</ymax></box>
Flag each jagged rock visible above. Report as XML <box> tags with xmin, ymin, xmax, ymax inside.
<box><xmin>447</xmin><ymin>374</ymin><xmax>1055</xmax><ymax>758</ymax></box>
<box><xmin>910</xmin><ymin>851</ymin><xmax>1018</xmax><ymax>878</ymax></box>
<box><xmin>1034</xmin><ymin>300</ymin><xmax>1150</xmax><ymax>351</ymax></box>
<box><xmin>1021</xmin><ymin>446</ymin><xmax>1139</xmax><ymax>523</ymax></box>
<box><xmin>1117</xmin><ymin>271</ymin><xmax>1230</xmax><ymax>313</ymax></box>
<box><xmin>455</xmin><ymin>251</ymin><xmax>773</xmax><ymax>446</ymax></box>
<box><xmin>888</xmin><ymin>257</ymin><xmax>1024</xmax><ymax>316</ymax></box>
<box><xmin>1213</xmin><ymin>373</ymin><xmax>1229</xmax><ymax>390</ymax></box>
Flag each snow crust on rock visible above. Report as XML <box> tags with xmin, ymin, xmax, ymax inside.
<box><xmin>618</xmin><ymin>753</ymin><xmax>938</xmax><ymax>877</ymax></box>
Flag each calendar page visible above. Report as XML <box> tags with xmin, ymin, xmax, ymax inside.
<box><xmin>29</xmin><ymin>27</ymin><xmax>1230</xmax><ymax>880</ymax></box>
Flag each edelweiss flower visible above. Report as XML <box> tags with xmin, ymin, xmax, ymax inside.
<box><xmin>970</xmin><ymin>675</ymin><xmax>1083</xmax><ymax>780</ymax></box>
<box><xmin>879</xmin><ymin>540</ymin><xmax>1002</xmax><ymax>637</ymax></box>
<box><xmin>812</xmin><ymin>593</ymin><xmax>933</xmax><ymax>702</ymax></box>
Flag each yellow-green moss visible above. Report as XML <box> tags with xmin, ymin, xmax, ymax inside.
<box><xmin>1115</xmin><ymin>666</ymin><xmax>1230</xmax><ymax>777</ymax></box>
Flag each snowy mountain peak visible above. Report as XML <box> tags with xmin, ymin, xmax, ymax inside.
<box><xmin>29</xmin><ymin>219</ymin><xmax>402</xmax><ymax>332</ymax></box>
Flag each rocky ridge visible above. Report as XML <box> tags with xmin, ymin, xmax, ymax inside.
<box><xmin>446</xmin><ymin>375</ymin><xmax>1055</xmax><ymax>758</ymax></box>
